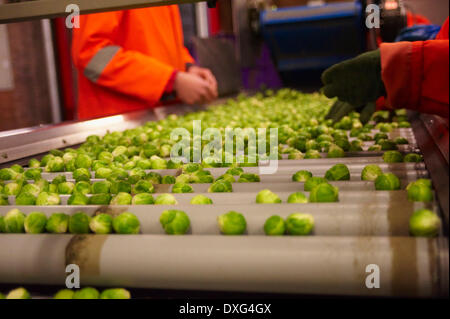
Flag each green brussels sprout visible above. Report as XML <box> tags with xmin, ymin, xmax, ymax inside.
<box><xmin>136</xmin><ymin>159</ymin><xmax>152</xmax><ymax>170</ymax></box>
<box><xmin>404</xmin><ymin>153</ymin><xmax>423</xmax><ymax>163</ymax></box>
<box><xmin>175</xmin><ymin>173</ymin><xmax>191</xmax><ymax>184</ymax></box>
<box><xmin>0</xmin><ymin>168</ymin><xmax>19</xmax><ymax>180</ymax></box>
<box><xmin>69</xmin><ymin>212</ymin><xmax>91</xmax><ymax>234</ymax></box>
<box><xmin>382</xmin><ymin>151</ymin><xmax>403</xmax><ymax>163</ymax></box>
<box><xmin>407</xmin><ymin>182</ymin><xmax>433</xmax><ymax>202</ymax></box>
<box><xmin>377</xmin><ymin>139</ymin><xmax>397</xmax><ymax>151</ymax></box>
<box><xmin>406</xmin><ymin>178</ymin><xmax>432</xmax><ymax>190</ymax></box>
<box><xmin>398</xmin><ymin>121</ymin><xmax>411</xmax><ymax>128</ymax></box>
<box><xmin>374</xmin><ymin>132</ymin><xmax>389</xmax><ymax>143</ymax></box>
<box><xmin>54</xmin><ymin>289</ymin><xmax>75</xmax><ymax>299</ymax></box>
<box><xmin>208</xmin><ymin>180</ymin><xmax>233</xmax><ymax>193</ymax></box>
<box><xmin>192</xmin><ymin>170</ymin><xmax>214</xmax><ymax>183</ymax></box>
<box><xmin>216</xmin><ymin>174</ymin><xmax>236</xmax><ymax>184</ymax></box>
<box><xmin>161</xmin><ymin>175</ymin><xmax>176</xmax><ymax>184</ymax></box>
<box><xmin>361</xmin><ymin>164</ymin><xmax>383</xmax><ymax>181</ymax></box>
<box><xmin>24</xmin><ymin>168</ymin><xmax>42</xmax><ymax>180</ymax></box>
<box><xmin>4</xmin><ymin>208</ymin><xmax>25</xmax><ymax>233</ymax></box>
<box><xmin>287</xmin><ymin>192</ymin><xmax>308</xmax><ymax>203</ymax></box>
<box><xmin>133</xmin><ymin>180</ymin><xmax>155</xmax><ymax>194</ymax></box>
<box><xmin>95</xmin><ymin>167</ymin><xmax>113</xmax><ymax>179</ymax></box>
<box><xmin>73</xmin><ymin>168</ymin><xmax>91</xmax><ymax>182</ymax></box>
<box><xmin>51</xmin><ymin>175</ymin><xmax>66</xmax><ymax>186</ymax></box>
<box><xmin>73</xmin><ymin>287</ymin><xmax>100</xmax><ymax>299</ymax></box>
<box><xmin>6</xmin><ymin>287</ymin><xmax>31</xmax><ymax>299</ymax></box>
<box><xmin>167</xmin><ymin>159</ymin><xmax>182</xmax><ymax>169</ymax></box>
<box><xmin>190</xmin><ymin>194</ymin><xmax>213</xmax><ymax>205</ymax></box>
<box><xmin>45</xmin><ymin>156</ymin><xmax>65</xmax><ymax>172</ymax></box>
<box><xmin>349</xmin><ymin>139</ymin><xmax>363</xmax><ymax>152</ymax></box>
<box><xmin>110</xmin><ymin>180</ymin><xmax>131</xmax><ymax>194</ymax></box>
<box><xmin>334</xmin><ymin>138</ymin><xmax>350</xmax><ymax>152</ymax></box>
<box><xmin>264</xmin><ymin>215</ymin><xmax>286</xmax><ymax>236</ymax></box>
<box><xmin>112</xmin><ymin>146</ymin><xmax>127</xmax><ymax>158</ymax></box>
<box><xmin>132</xmin><ymin>193</ymin><xmax>154</xmax><ymax>205</ymax></box>
<box><xmin>142</xmin><ymin>144</ymin><xmax>159</xmax><ymax>158</ymax></box>
<box><xmin>226</xmin><ymin>167</ymin><xmax>244</xmax><ymax>176</ymax></box>
<box><xmin>325</xmin><ymin>164</ymin><xmax>350</xmax><ymax>181</ymax></box>
<box><xmin>123</xmin><ymin>160</ymin><xmax>137</xmax><ymax>170</ymax></box>
<box><xmin>288</xmin><ymin>150</ymin><xmax>304</xmax><ymax>160</ymax></box>
<box><xmin>150</xmin><ymin>155</ymin><xmax>167</xmax><ymax>169</ymax></box>
<box><xmin>75</xmin><ymin>154</ymin><xmax>92</xmax><ymax>169</ymax></box>
<box><xmin>100</xmin><ymin>288</ymin><xmax>131</xmax><ymax>299</ymax></box>
<box><xmin>74</xmin><ymin>181</ymin><xmax>91</xmax><ymax>195</ymax></box>
<box><xmin>108</xmin><ymin>168</ymin><xmax>129</xmax><ymax>181</ymax></box>
<box><xmin>67</xmin><ymin>192</ymin><xmax>89</xmax><ymax>205</ymax></box>
<box><xmin>305</xmin><ymin>139</ymin><xmax>320</xmax><ymax>151</ymax></box>
<box><xmin>237</xmin><ymin>173</ymin><xmax>260</xmax><ymax>183</ymax></box>
<box><xmin>15</xmin><ymin>192</ymin><xmax>37</xmax><ymax>205</ymax></box>
<box><xmin>304</xmin><ymin>176</ymin><xmax>328</xmax><ymax>191</ymax></box>
<box><xmin>57</xmin><ymin>182</ymin><xmax>75</xmax><ymax>194</ymax></box>
<box><xmin>86</xmin><ymin>134</ymin><xmax>100</xmax><ymax>143</ymax></box>
<box><xmin>285</xmin><ymin>213</ymin><xmax>314</xmax><ymax>236</ymax></box>
<box><xmin>0</xmin><ymin>194</ymin><xmax>8</xmax><ymax>206</ymax></box>
<box><xmin>45</xmin><ymin>213</ymin><xmax>69</xmax><ymax>233</ymax></box>
<box><xmin>49</xmin><ymin>184</ymin><xmax>58</xmax><ymax>193</ymax></box>
<box><xmin>92</xmin><ymin>160</ymin><xmax>107</xmax><ymax>171</ymax></box>
<box><xmin>128</xmin><ymin>168</ymin><xmax>146</xmax><ymax>184</ymax></box>
<box><xmin>304</xmin><ymin>149</ymin><xmax>321</xmax><ymax>159</ymax></box>
<box><xmin>3</xmin><ymin>182</ymin><xmax>22</xmax><ymax>196</ymax></box>
<box><xmin>36</xmin><ymin>192</ymin><xmax>61</xmax><ymax>205</ymax></box>
<box><xmin>309</xmin><ymin>183</ymin><xmax>339</xmax><ymax>202</ymax></box>
<box><xmin>98</xmin><ymin>151</ymin><xmax>114</xmax><ymax>164</ymax></box>
<box><xmin>409</xmin><ymin>209</ymin><xmax>441</xmax><ymax>237</ymax></box>
<box><xmin>256</xmin><ymin>189</ymin><xmax>282</xmax><ymax>204</ymax></box>
<box><xmin>327</xmin><ymin>144</ymin><xmax>345</xmax><ymax>158</ymax></box>
<box><xmin>113</xmin><ymin>212</ymin><xmax>140</xmax><ymax>234</ymax></box>
<box><xmin>89</xmin><ymin>193</ymin><xmax>112</xmax><ymax>205</ymax></box>
<box><xmin>292</xmin><ymin>170</ymin><xmax>313</xmax><ymax>182</ymax></box>
<box><xmin>218</xmin><ymin>211</ymin><xmax>246</xmax><ymax>235</ymax></box>
<box><xmin>171</xmin><ymin>182</ymin><xmax>194</xmax><ymax>193</ymax></box>
<box><xmin>154</xmin><ymin>193</ymin><xmax>178</xmax><ymax>205</ymax></box>
<box><xmin>91</xmin><ymin>180</ymin><xmax>112</xmax><ymax>194</ymax></box>
<box><xmin>40</xmin><ymin>154</ymin><xmax>55</xmax><ymax>167</ymax></box>
<box><xmin>159</xmin><ymin>209</ymin><xmax>190</xmax><ymax>235</ymax></box>
<box><xmin>110</xmin><ymin>192</ymin><xmax>133</xmax><ymax>205</ymax></box>
<box><xmin>181</xmin><ymin>163</ymin><xmax>201</xmax><ymax>173</ymax></box>
<box><xmin>374</xmin><ymin>173</ymin><xmax>401</xmax><ymax>190</ymax></box>
<box><xmin>368</xmin><ymin>144</ymin><xmax>382</xmax><ymax>152</ymax></box>
<box><xmin>146</xmin><ymin>172</ymin><xmax>162</xmax><ymax>184</ymax></box>
<box><xmin>24</xmin><ymin>211</ymin><xmax>47</xmax><ymax>234</ymax></box>
<box><xmin>316</xmin><ymin>134</ymin><xmax>333</xmax><ymax>143</ymax></box>
<box><xmin>394</xmin><ymin>137</ymin><xmax>409</xmax><ymax>145</ymax></box>
<box><xmin>89</xmin><ymin>213</ymin><xmax>113</xmax><ymax>234</ymax></box>
<box><xmin>28</xmin><ymin>158</ymin><xmax>41</xmax><ymax>168</ymax></box>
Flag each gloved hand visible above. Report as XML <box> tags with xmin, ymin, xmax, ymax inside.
<box><xmin>321</xmin><ymin>49</ymin><xmax>385</xmax><ymax>107</ymax></box>
<box><xmin>326</xmin><ymin>100</ymin><xmax>376</xmax><ymax>124</ymax></box>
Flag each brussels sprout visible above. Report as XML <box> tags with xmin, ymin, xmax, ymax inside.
<box><xmin>404</xmin><ymin>153</ymin><xmax>423</xmax><ymax>163</ymax></box>
<box><xmin>136</xmin><ymin>159</ymin><xmax>152</xmax><ymax>170</ymax></box>
<box><xmin>40</xmin><ymin>154</ymin><xmax>55</xmax><ymax>167</ymax></box>
<box><xmin>98</xmin><ymin>151</ymin><xmax>114</xmax><ymax>164</ymax></box>
<box><xmin>409</xmin><ymin>209</ymin><xmax>441</xmax><ymax>237</ymax></box>
<box><xmin>100</xmin><ymin>288</ymin><xmax>131</xmax><ymax>299</ymax></box>
<box><xmin>368</xmin><ymin>144</ymin><xmax>382</xmax><ymax>152</ymax></box>
<box><xmin>75</xmin><ymin>154</ymin><xmax>92</xmax><ymax>169</ymax></box>
<box><xmin>377</xmin><ymin>139</ymin><xmax>397</xmax><ymax>151</ymax></box>
<box><xmin>226</xmin><ymin>167</ymin><xmax>244</xmax><ymax>176</ymax></box>
<box><xmin>73</xmin><ymin>168</ymin><xmax>91</xmax><ymax>182</ymax></box>
<box><xmin>67</xmin><ymin>192</ymin><xmax>89</xmax><ymax>205</ymax></box>
<box><xmin>110</xmin><ymin>192</ymin><xmax>133</xmax><ymax>205</ymax></box>
<box><xmin>256</xmin><ymin>189</ymin><xmax>282</xmax><ymax>204</ymax></box>
<box><xmin>132</xmin><ymin>193</ymin><xmax>154</xmax><ymax>205</ymax></box>
<box><xmin>91</xmin><ymin>180</ymin><xmax>112</xmax><ymax>194</ymax></box>
<box><xmin>69</xmin><ymin>212</ymin><xmax>91</xmax><ymax>234</ymax></box>
<box><xmin>48</xmin><ymin>184</ymin><xmax>58</xmax><ymax>193</ymax></box>
<box><xmin>50</xmin><ymin>175</ymin><xmax>66</xmax><ymax>186</ymax></box>
<box><xmin>123</xmin><ymin>160</ymin><xmax>137</xmax><ymax>170</ymax></box>
<box><xmin>349</xmin><ymin>139</ymin><xmax>363</xmax><ymax>152</ymax></box>
<box><xmin>190</xmin><ymin>194</ymin><xmax>213</xmax><ymax>205</ymax></box>
<box><xmin>6</xmin><ymin>287</ymin><xmax>31</xmax><ymax>299</ymax></box>
<box><xmin>95</xmin><ymin>167</ymin><xmax>113</xmax><ymax>179</ymax></box>
<box><xmin>28</xmin><ymin>158</ymin><xmax>41</xmax><ymax>168</ymax></box>
<box><xmin>89</xmin><ymin>193</ymin><xmax>112</xmax><ymax>205</ymax></box>
<box><xmin>112</xmin><ymin>146</ymin><xmax>128</xmax><ymax>158</ymax></box>
<box><xmin>3</xmin><ymin>182</ymin><xmax>22</xmax><ymax>196</ymax></box>
<box><xmin>304</xmin><ymin>176</ymin><xmax>328</xmax><ymax>191</ymax></box>
<box><xmin>108</xmin><ymin>168</ymin><xmax>129</xmax><ymax>181</ymax></box>
<box><xmin>406</xmin><ymin>178</ymin><xmax>432</xmax><ymax>190</ymax></box>
<box><xmin>24</xmin><ymin>212</ymin><xmax>47</xmax><ymax>234</ymax></box>
<box><xmin>57</xmin><ymin>182</ymin><xmax>75</xmax><ymax>194</ymax></box>
<box><xmin>155</xmin><ymin>193</ymin><xmax>178</xmax><ymax>205</ymax></box>
<box><xmin>285</xmin><ymin>213</ymin><xmax>314</xmax><ymax>236</ymax></box>
<box><xmin>175</xmin><ymin>173</ymin><xmax>191</xmax><ymax>184</ymax></box>
<box><xmin>305</xmin><ymin>139</ymin><xmax>320</xmax><ymax>151</ymax></box>
<box><xmin>161</xmin><ymin>175</ymin><xmax>176</xmax><ymax>184</ymax></box>
<box><xmin>398</xmin><ymin>121</ymin><xmax>411</xmax><ymax>128</ymax></box>
<box><xmin>4</xmin><ymin>208</ymin><xmax>25</xmax><ymax>233</ymax></box>
<box><xmin>237</xmin><ymin>173</ymin><xmax>260</xmax><ymax>183</ymax></box>
<box><xmin>218</xmin><ymin>211</ymin><xmax>246</xmax><ymax>235</ymax></box>
<box><xmin>73</xmin><ymin>287</ymin><xmax>100</xmax><ymax>299</ymax></box>
<box><xmin>208</xmin><ymin>180</ymin><xmax>233</xmax><ymax>193</ymax></box>
<box><xmin>182</xmin><ymin>163</ymin><xmax>202</xmax><ymax>173</ymax></box>
<box><xmin>374</xmin><ymin>173</ymin><xmax>401</xmax><ymax>190</ymax></box>
<box><xmin>171</xmin><ymin>182</ymin><xmax>194</xmax><ymax>193</ymax></box>
<box><xmin>304</xmin><ymin>149</ymin><xmax>321</xmax><ymax>159</ymax></box>
<box><xmin>0</xmin><ymin>168</ymin><xmax>19</xmax><ymax>180</ymax></box>
<box><xmin>109</xmin><ymin>180</ymin><xmax>131</xmax><ymax>195</ymax></box>
<box><xmin>292</xmin><ymin>170</ymin><xmax>313</xmax><ymax>182</ymax></box>
<box><xmin>167</xmin><ymin>159</ymin><xmax>182</xmax><ymax>169</ymax></box>
<box><xmin>407</xmin><ymin>182</ymin><xmax>433</xmax><ymax>202</ymax></box>
<box><xmin>36</xmin><ymin>192</ymin><xmax>61</xmax><ymax>205</ymax></box>
<box><xmin>192</xmin><ymin>170</ymin><xmax>214</xmax><ymax>183</ymax></box>
<box><xmin>150</xmin><ymin>155</ymin><xmax>167</xmax><ymax>169</ymax></box>
<box><xmin>133</xmin><ymin>180</ymin><xmax>155</xmax><ymax>194</ymax></box>
<box><xmin>361</xmin><ymin>164</ymin><xmax>383</xmax><ymax>181</ymax></box>
<box><xmin>382</xmin><ymin>151</ymin><xmax>403</xmax><ymax>163</ymax></box>
<box><xmin>145</xmin><ymin>172</ymin><xmax>162</xmax><ymax>184</ymax></box>
<box><xmin>309</xmin><ymin>183</ymin><xmax>339</xmax><ymax>202</ymax></box>
<box><xmin>45</xmin><ymin>156</ymin><xmax>65</xmax><ymax>172</ymax></box>
<box><xmin>86</xmin><ymin>134</ymin><xmax>101</xmax><ymax>143</ymax></box>
<box><xmin>45</xmin><ymin>213</ymin><xmax>69</xmax><ymax>233</ymax></box>
<box><xmin>287</xmin><ymin>192</ymin><xmax>308</xmax><ymax>203</ymax></box>
<box><xmin>113</xmin><ymin>212</ymin><xmax>140</xmax><ymax>234</ymax></box>
<box><xmin>334</xmin><ymin>138</ymin><xmax>351</xmax><ymax>152</ymax></box>
<box><xmin>74</xmin><ymin>181</ymin><xmax>91</xmax><ymax>195</ymax></box>
<box><xmin>127</xmin><ymin>168</ymin><xmax>146</xmax><ymax>184</ymax></box>
<box><xmin>216</xmin><ymin>174</ymin><xmax>236</xmax><ymax>184</ymax></box>
<box><xmin>327</xmin><ymin>144</ymin><xmax>345</xmax><ymax>158</ymax></box>
<box><xmin>325</xmin><ymin>164</ymin><xmax>350</xmax><ymax>181</ymax></box>
<box><xmin>394</xmin><ymin>137</ymin><xmax>409</xmax><ymax>145</ymax></box>
<box><xmin>54</xmin><ymin>289</ymin><xmax>75</xmax><ymax>299</ymax></box>
<box><xmin>159</xmin><ymin>209</ymin><xmax>190</xmax><ymax>235</ymax></box>
<box><xmin>20</xmin><ymin>184</ymin><xmax>40</xmax><ymax>198</ymax></box>
<box><xmin>15</xmin><ymin>192</ymin><xmax>37</xmax><ymax>205</ymax></box>
<box><xmin>89</xmin><ymin>213</ymin><xmax>113</xmax><ymax>234</ymax></box>
<box><xmin>288</xmin><ymin>150</ymin><xmax>304</xmax><ymax>160</ymax></box>
<box><xmin>24</xmin><ymin>168</ymin><xmax>42</xmax><ymax>180</ymax></box>
<box><xmin>264</xmin><ymin>215</ymin><xmax>286</xmax><ymax>236</ymax></box>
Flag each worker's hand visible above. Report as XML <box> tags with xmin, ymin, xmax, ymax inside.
<box><xmin>326</xmin><ymin>100</ymin><xmax>376</xmax><ymax>124</ymax></box>
<box><xmin>174</xmin><ymin>71</ymin><xmax>217</xmax><ymax>105</ymax></box>
<box><xmin>321</xmin><ymin>49</ymin><xmax>385</xmax><ymax>106</ymax></box>
<box><xmin>187</xmin><ymin>66</ymin><xmax>218</xmax><ymax>96</ymax></box>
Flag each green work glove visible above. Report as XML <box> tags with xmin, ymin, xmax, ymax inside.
<box><xmin>321</xmin><ymin>49</ymin><xmax>385</xmax><ymax>106</ymax></box>
<box><xmin>326</xmin><ymin>100</ymin><xmax>376</xmax><ymax>124</ymax></box>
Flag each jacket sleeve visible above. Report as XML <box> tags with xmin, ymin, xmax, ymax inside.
<box><xmin>380</xmin><ymin>39</ymin><xmax>449</xmax><ymax>118</ymax></box>
<box><xmin>72</xmin><ymin>11</ymin><xmax>174</xmax><ymax>105</ymax></box>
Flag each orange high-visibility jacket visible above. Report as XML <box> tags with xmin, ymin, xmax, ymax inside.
<box><xmin>379</xmin><ymin>18</ymin><xmax>449</xmax><ymax>118</ymax></box>
<box><xmin>72</xmin><ymin>6</ymin><xmax>194</xmax><ymax>120</ymax></box>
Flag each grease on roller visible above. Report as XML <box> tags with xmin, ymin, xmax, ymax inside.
<box><xmin>65</xmin><ymin>235</ymin><xmax>108</xmax><ymax>276</ymax></box>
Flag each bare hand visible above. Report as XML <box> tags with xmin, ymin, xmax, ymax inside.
<box><xmin>174</xmin><ymin>71</ymin><xmax>217</xmax><ymax>105</ymax></box>
<box><xmin>187</xmin><ymin>66</ymin><xmax>218</xmax><ymax>97</ymax></box>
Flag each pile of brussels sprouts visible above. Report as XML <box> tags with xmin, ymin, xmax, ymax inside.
<box><xmin>0</xmin><ymin>287</ymin><xmax>131</xmax><ymax>299</ymax></box>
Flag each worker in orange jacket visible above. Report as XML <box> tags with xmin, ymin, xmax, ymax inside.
<box><xmin>322</xmin><ymin>17</ymin><xmax>449</xmax><ymax>120</ymax></box>
<box><xmin>72</xmin><ymin>6</ymin><xmax>218</xmax><ymax>120</ymax></box>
